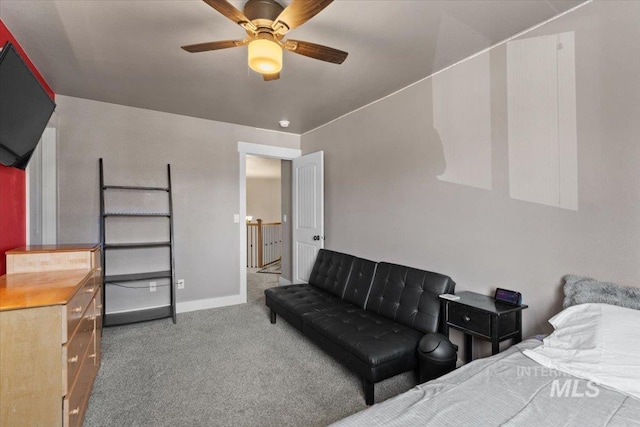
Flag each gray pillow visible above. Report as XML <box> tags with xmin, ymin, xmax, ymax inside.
<box><xmin>563</xmin><ymin>275</ymin><xmax>640</xmax><ymax>310</ymax></box>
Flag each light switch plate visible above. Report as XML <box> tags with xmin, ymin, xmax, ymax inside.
<box><xmin>233</xmin><ymin>214</ymin><xmax>240</xmax><ymax>223</ymax></box>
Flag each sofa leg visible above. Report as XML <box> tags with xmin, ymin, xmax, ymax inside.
<box><xmin>363</xmin><ymin>378</ymin><xmax>374</xmax><ymax>406</ymax></box>
<box><xmin>270</xmin><ymin>309</ymin><xmax>276</xmax><ymax>324</ymax></box>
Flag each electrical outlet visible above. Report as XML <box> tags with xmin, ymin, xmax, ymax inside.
<box><xmin>149</xmin><ymin>281</ymin><xmax>157</xmax><ymax>292</ymax></box>
<box><xmin>177</xmin><ymin>279</ymin><xmax>185</xmax><ymax>289</ymax></box>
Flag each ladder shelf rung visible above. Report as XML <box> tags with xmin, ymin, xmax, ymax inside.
<box><xmin>103</xmin><ymin>185</ymin><xmax>169</xmax><ymax>192</ymax></box>
<box><xmin>104</xmin><ymin>270</ymin><xmax>172</xmax><ymax>283</ymax></box>
<box><xmin>104</xmin><ymin>242</ymin><xmax>171</xmax><ymax>249</ymax></box>
<box><xmin>104</xmin><ymin>213</ymin><xmax>170</xmax><ymax>217</ymax></box>
<box><xmin>103</xmin><ymin>306</ymin><xmax>172</xmax><ymax>327</ymax></box>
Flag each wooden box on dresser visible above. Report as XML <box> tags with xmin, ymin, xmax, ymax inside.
<box><xmin>0</xmin><ymin>244</ymin><xmax>103</xmax><ymax>427</ymax></box>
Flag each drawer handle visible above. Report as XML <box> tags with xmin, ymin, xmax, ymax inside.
<box><xmin>70</xmin><ymin>407</ymin><xmax>80</xmax><ymax>415</ymax></box>
<box><xmin>85</xmin><ymin>287</ymin><xmax>95</xmax><ymax>294</ymax></box>
<box><xmin>68</xmin><ymin>355</ymin><xmax>79</xmax><ymax>363</ymax></box>
<box><xmin>88</xmin><ymin>315</ymin><xmax>96</xmax><ymax>321</ymax></box>
<box><xmin>88</xmin><ymin>353</ymin><xmax>96</xmax><ymax>359</ymax></box>
<box><xmin>71</xmin><ymin>306</ymin><xmax>82</xmax><ymax>314</ymax></box>
<box><xmin>462</xmin><ymin>315</ymin><xmax>471</xmax><ymax>323</ymax></box>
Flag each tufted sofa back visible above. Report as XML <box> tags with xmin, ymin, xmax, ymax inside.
<box><xmin>308</xmin><ymin>249</ymin><xmax>355</xmax><ymax>298</ymax></box>
<box><xmin>342</xmin><ymin>257</ymin><xmax>377</xmax><ymax>309</ymax></box>
<box><xmin>364</xmin><ymin>262</ymin><xmax>456</xmax><ymax>334</ymax></box>
<box><xmin>306</xmin><ymin>251</ymin><xmax>455</xmax><ymax>333</ymax></box>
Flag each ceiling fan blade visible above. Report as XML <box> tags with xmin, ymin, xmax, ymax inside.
<box><xmin>284</xmin><ymin>40</ymin><xmax>348</xmax><ymax>64</ymax></box>
<box><xmin>181</xmin><ymin>40</ymin><xmax>246</xmax><ymax>53</ymax></box>
<box><xmin>202</xmin><ymin>0</ymin><xmax>257</xmax><ymax>32</ymax></box>
<box><xmin>272</xmin><ymin>0</ymin><xmax>333</xmax><ymax>35</ymax></box>
<box><xmin>263</xmin><ymin>72</ymin><xmax>280</xmax><ymax>81</ymax></box>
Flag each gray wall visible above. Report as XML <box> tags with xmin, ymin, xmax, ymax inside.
<box><xmin>301</xmin><ymin>1</ymin><xmax>640</xmax><ymax>351</ymax></box>
<box><xmin>280</xmin><ymin>160</ymin><xmax>292</xmax><ymax>281</ymax></box>
<box><xmin>246</xmin><ymin>177</ymin><xmax>281</xmax><ymax>223</ymax></box>
<box><xmin>56</xmin><ymin>95</ymin><xmax>299</xmax><ymax>310</ymax></box>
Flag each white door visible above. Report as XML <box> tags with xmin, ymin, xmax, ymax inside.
<box><xmin>292</xmin><ymin>151</ymin><xmax>324</xmax><ymax>283</ymax></box>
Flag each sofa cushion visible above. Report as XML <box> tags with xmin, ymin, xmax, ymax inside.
<box><xmin>365</xmin><ymin>263</ymin><xmax>455</xmax><ymax>334</ymax></box>
<box><xmin>303</xmin><ymin>305</ymin><xmax>423</xmax><ymax>369</ymax></box>
<box><xmin>308</xmin><ymin>249</ymin><xmax>355</xmax><ymax>298</ymax></box>
<box><xmin>342</xmin><ymin>257</ymin><xmax>377</xmax><ymax>309</ymax></box>
<box><xmin>264</xmin><ymin>284</ymin><xmax>352</xmax><ymax>330</ymax></box>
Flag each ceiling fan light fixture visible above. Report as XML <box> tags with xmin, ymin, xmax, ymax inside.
<box><xmin>248</xmin><ymin>39</ymin><xmax>282</xmax><ymax>74</ymax></box>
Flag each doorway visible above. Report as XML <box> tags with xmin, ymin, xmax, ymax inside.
<box><xmin>238</xmin><ymin>142</ymin><xmax>300</xmax><ymax>303</ymax></box>
<box><xmin>245</xmin><ymin>155</ymin><xmax>287</xmax><ymax>302</ymax></box>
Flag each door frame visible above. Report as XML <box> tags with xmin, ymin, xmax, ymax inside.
<box><xmin>238</xmin><ymin>142</ymin><xmax>301</xmax><ymax>302</ymax></box>
<box><xmin>26</xmin><ymin>127</ymin><xmax>57</xmax><ymax>245</ymax></box>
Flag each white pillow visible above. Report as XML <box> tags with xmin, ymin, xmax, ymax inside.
<box><xmin>524</xmin><ymin>303</ymin><xmax>640</xmax><ymax>398</ymax></box>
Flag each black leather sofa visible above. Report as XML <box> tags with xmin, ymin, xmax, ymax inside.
<box><xmin>264</xmin><ymin>249</ymin><xmax>456</xmax><ymax>405</ymax></box>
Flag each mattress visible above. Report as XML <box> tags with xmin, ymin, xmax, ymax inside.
<box><xmin>332</xmin><ymin>339</ymin><xmax>640</xmax><ymax>426</ymax></box>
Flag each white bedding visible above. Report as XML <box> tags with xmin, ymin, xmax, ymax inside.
<box><xmin>332</xmin><ymin>339</ymin><xmax>640</xmax><ymax>426</ymax></box>
<box><xmin>333</xmin><ymin>303</ymin><xmax>640</xmax><ymax>426</ymax></box>
<box><xmin>524</xmin><ymin>303</ymin><xmax>640</xmax><ymax>399</ymax></box>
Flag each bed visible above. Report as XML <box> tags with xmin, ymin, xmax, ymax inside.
<box><xmin>332</xmin><ymin>276</ymin><xmax>640</xmax><ymax>427</ymax></box>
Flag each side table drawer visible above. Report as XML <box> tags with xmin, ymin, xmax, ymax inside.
<box><xmin>448</xmin><ymin>304</ymin><xmax>491</xmax><ymax>337</ymax></box>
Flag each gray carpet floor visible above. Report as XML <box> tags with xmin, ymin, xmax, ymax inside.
<box><xmin>84</xmin><ymin>271</ymin><xmax>415</xmax><ymax>426</ymax></box>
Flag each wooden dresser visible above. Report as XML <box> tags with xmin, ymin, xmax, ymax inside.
<box><xmin>0</xmin><ymin>244</ymin><xmax>102</xmax><ymax>427</ymax></box>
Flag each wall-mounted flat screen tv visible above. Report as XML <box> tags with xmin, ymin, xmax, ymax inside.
<box><xmin>0</xmin><ymin>41</ymin><xmax>56</xmax><ymax>170</ymax></box>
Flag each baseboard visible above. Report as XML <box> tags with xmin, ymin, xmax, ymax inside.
<box><xmin>177</xmin><ymin>294</ymin><xmax>246</xmax><ymax>314</ymax></box>
<box><xmin>278</xmin><ymin>276</ymin><xmax>291</xmax><ymax>286</ymax></box>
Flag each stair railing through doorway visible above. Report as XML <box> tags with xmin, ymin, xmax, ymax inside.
<box><xmin>247</xmin><ymin>219</ymin><xmax>282</xmax><ymax>268</ymax></box>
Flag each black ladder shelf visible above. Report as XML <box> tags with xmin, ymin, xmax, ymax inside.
<box><xmin>99</xmin><ymin>158</ymin><xmax>177</xmax><ymax>326</ymax></box>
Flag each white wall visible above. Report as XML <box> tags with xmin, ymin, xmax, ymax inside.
<box><xmin>246</xmin><ymin>177</ymin><xmax>281</xmax><ymax>223</ymax></box>
<box><xmin>56</xmin><ymin>95</ymin><xmax>299</xmax><ymax>311</ymax></box>
<box><xmin>301</xmin><ymin>1</ymin><xmax>640</xmax><ymax>355</ymax></box>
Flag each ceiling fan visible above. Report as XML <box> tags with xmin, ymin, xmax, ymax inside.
<box><xmin>181</xmin><ymin>0</ymin><xmax>348</xmax><ymax>81</ymax></box>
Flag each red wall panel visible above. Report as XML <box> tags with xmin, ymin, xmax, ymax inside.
<box><xmin>0</xmin><ymin>167</ymin><xmax>26</xmax><ymax>274</ymax></box>
<box><xmin>0</xmin><ymin>19</ymin><xmax>54</xmax><ymax>274</ymax></box>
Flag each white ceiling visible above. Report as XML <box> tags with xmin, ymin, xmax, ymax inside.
<box><xmin>0</xmin><ymin>0</ymin><xmax>585</xmax><ymax>134</ymax></box>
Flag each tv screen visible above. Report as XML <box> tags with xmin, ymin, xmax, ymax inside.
<box><xmin>0</xmin><ymin>42</ymin><xmax>56</xmax><ymax>169</ymax></box>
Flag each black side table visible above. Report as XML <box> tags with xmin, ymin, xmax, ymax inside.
<box><xmin>440</xmin><ymin>291</ymin><xmax>528</xmax><ymax>362</ymax></box>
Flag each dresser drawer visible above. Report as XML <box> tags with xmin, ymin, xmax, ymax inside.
<box><xmin>64</xmin><ymin>275</ymin><xmax>97</xmax><ymax>342</ymax></box>
<box><xmin>92</xmin><ymin>250</ymin><xmax>101</xmax><ymax>270</ymax></box>
<box><xmin>448</xmin><ymin>304</ymin><xmax>491</xmax><ymax>337</ymax></box>
<box><xmin>62</xmin><ymin>313</ymin><xmax>94</xmax><ymax>395</ymax></box>
<box><xmin>63</xmin><ymin>332</ymin><xmax>98</xmax><ymax>427</ymax></box>
<box><xmin>93</xmin><ymin>287</ymin><xmax>103</xmax><ymax>367</ymax></box>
